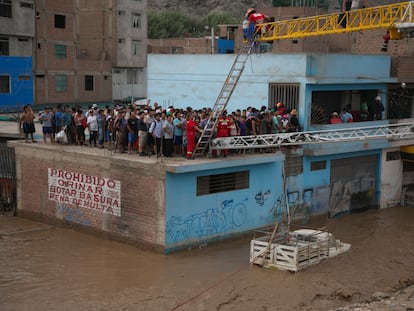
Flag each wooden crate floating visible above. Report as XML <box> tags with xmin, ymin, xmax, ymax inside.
<box><xmin>250</xmin><ymin>229</ymin><xmax>350</xmax><ymax>272</ymax></box>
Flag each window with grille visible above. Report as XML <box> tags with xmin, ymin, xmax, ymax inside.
<box><xmin>197</xmin><ymin>171</ymin><xmax>249</xmax><ymax>196</ymax></box>
<box><xmin>311</xmin><ymin>160</ymin><xmax>326</xmax><ymax>171</ymax></box>
<box><xmin>0</xmin><ymin>0</ymin><xmax>12</xmax><ymax>18</ymax></box>
<box><xmin>85</xmin><ymin>75</ymin><xmax>94</xmax><ymax>91</ymax></box>
<box><xmin>20</xmin><ymin>2</ymin><xmax>33</xmax><ymax>8</ymax></box>
<box><xmin>55</xmin><ymin>75</ymin><xmax>67</xmax><ymax>92</ymax></box>
<box><xmin>19</xmin><ymin>75</ymin><xmax>30</xmax><ymax>80</ymax></box>
<box><xmin>132</xmin><ymin>40</ymin><xmax>143</xmax><ymax>56</ymax></box>
<box><xmin>132</xmin><ymin>13</ymin><xmax>141</xmax><ymax>28</ymax></box>
<box><xmin>55</xmin><ymin>14</ymin><xmax>66</xmax><ymax>28</ymax></box>
<box><xmin>127</xmin><ymin>69</ymin><xmax>138</xmax><ymax>84</ymax></box>
<box><xmin>55</xmin><ymin>44</ymin><xmax>66</xmax><ymax>59</ymax></box>
<box><xmin>0</xmin><ymin>75</ymin><xmax>10</xmax><ymax>93</ymax></box>
<box><xmin>0</xmin><ymin>37</ymin><xmax>9</xmax><ymax>56</ymax></box>
<box><xmin>386</xmin><ymin>151</ymin><xmax>400</xmax><ymax>161</ymax></box>
<box><xmin>269</xmin><ymin>83</ymin><xmax>300</xmax><ymax>110</ymax></box>
<box><xmin>285</xmin><ymin>155</ymin><xmax>303</xmax><ymax>176</ymax></box>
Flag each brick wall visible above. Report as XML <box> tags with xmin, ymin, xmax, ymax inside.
<box><xmin>148</xmin><ymin>38</ymin><xmax>213</xmax><ymax>54</ymax></box>
<box><xmin>12</xmin><ymin>142</ymin><xmax>166</xmax><ymax>251</ymax></box>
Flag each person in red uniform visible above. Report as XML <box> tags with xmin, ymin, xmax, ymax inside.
<box><xmin>186</xmin><ymin>112</ymin><xmax>201</xmax><ymax>159</ymax></box>
<box><xmin>215</xmin><ymin>111</ymin><xmax>232</xmax><ymax>157</ymax></box>
<box><xmin>245</xmin><ymin>8</ymin><xmax>269</xmax><ymax>36</ymax></box>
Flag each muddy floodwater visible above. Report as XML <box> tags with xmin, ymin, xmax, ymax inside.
<box><xmin>1</xmin><ymin>206</ymin><xmax>414</xmax><ymax>311</ymax></box>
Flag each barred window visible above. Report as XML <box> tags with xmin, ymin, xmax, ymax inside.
<box><xmin>19</xmin><ymin>75</ymin><xmax>30</xmax><ymax>80</ymax></box>
<box><xmin>269</xmin><ymin>83</ymin><xmax>300</xmax><ymax>110</ymax></box>
<box><xmin>197</xmin><ymin>171</ymin><xmax>249</xmax><ymax>196</ymax></box>
<box><xmin>0</xmin><ymin>37</ymin><xmax>9</xmax><ymax>56</ymax></box>
<box><xmin>0</xmin><ymin>75</ymin><xmax>10</xmax><ymax>93</ymax></box>
<box><xmin>386</xmin><ymin>151</ymin><xmax>400</xmax><ymax>161</ymax></box>
<box><xmin>20</xmin><ymin>2</ymin><xmax>33</xmax><ymax>8</ymax></box>
<box><xmin>55</xmin><ymin>44</ymin><xmax>66</xmax><ymax>59</ymax></box>
<box><xmin>85</xmin><ymin>75</ymin><xmax>94</xmax><ymax>91</ymax></box>
<box><xmin>0</xmin><ymin>0</ymin><xmax>12</xmax><ymax>18</ymax></box>
<box><xmin>132</xmin><ymin>40</ymin><xmax>143</xmax><ymax>56</ymax></box>
<box><xmin>55</xmin><ymin>14</ymin><xmax>65</xmax><ymax>28</ymax></box>
<box><xmin>132</xmin><ymin>13</ymin><xmax>141</xmax><ymax>28</ymax></box>
<box><xmin>285</xmin><ymin>154</ymin><xmax>303</xmax><ymax>176</ymax></box>
<box><xmin>55</xmin><ymin>75</ymin><xmax>67</xmax><ymax>92</ymax></box>
<box><xmin>127</xmin><ymin>69</ymin><xmax>138</xmax><ymax>84</ymax></box>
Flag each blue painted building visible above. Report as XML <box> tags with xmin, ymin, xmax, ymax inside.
<box><xmin>147</xmin><ymin>53</ymin><xmax>414</xmax><ymax>253</ymax></box>
<box><xmin>0</xmin><ymin>56</ymin><xmax>33</xmax><ymax>111</ymax></box>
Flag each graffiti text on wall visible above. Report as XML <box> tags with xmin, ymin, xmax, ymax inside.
<box><xmin>48</xmin><ymin>168</ymin><xmax>121</xmax><ymax>216</ymax></box>
<box><xmin>166</xmin><ymin>198</ymin><xmax>248</xmax><ymax>244</ymax></box>
<box><xmin>58</xmin><ymin>205</ymin><xmax>92</xmax><ymax>226</ymax></box>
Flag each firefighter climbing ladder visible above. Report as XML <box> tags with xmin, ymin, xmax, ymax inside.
<box><xmin>192</xmin><ymin>2</ymin><xmax>414</xmax><ymax>158</ymax></box>
<box><xmin>210</xmin><ymin>122</ymin><xmax>414</xmax><ymax>150</ymax></box>
<box><xmin>192</xmin><ymin>40</ymin><xmax>257</xmax><ymax>158</ymax></box>
<box><xmin>257</xmin><ymin>1</ymin><xmax>414</xmax><ymax>41</ymax></box>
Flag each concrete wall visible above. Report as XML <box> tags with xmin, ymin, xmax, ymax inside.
<box><xmin>164</xmin><ymin>155</ymin><xmax>284</xmax><ymax>252</ymax></box>
<box><xmin>116</xmin><ymin>0</ymin><xmax>147</xmax><ymax>67</ymax></box>
<box><xmin>147</xmin><ymin>53</ymin><xmax>309</xmax><ymax>112</ymax></box>
<box><xmin>380</xmin><ymin>148</ymin><xmax>403</xmax><ymax>208</ymax></box>
<box><xmin>0</xmin><ymin>0</ymin><xmax>35</xmax><ymax>38</ymax></box>
<box><xmin>12</xmin><ymin>142</ymin><xmax>165</xmax><ymax>250</ymax></box>
<box><xmin>147</xmin><ymin>53</ymin><xmax>394</xmax><ymax>126</ymax></box>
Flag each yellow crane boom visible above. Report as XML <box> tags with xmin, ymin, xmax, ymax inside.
<box><xmin>256</xmin><ymin>1</ymin><xmax>414</xmax><ymax>41</ymax></box>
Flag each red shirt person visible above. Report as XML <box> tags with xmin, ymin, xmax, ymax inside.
<box><xmin>215</xmin><ymin>113</ymin><xmax>232</xmax><ymax>157</ymax></box>
<box><xmin>186</xmin><ymin>113</ymin><xmax>201</xmax><ymax>159</ymax></box>
<box><xmin>246</xmin><ymin>8</ymin><xmax>268</xmax><ymax>35</ymax></box>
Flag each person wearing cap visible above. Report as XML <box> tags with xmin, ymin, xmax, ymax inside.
<box><xmin>372</xmin><ymin>95</ymin><xmax>384</xmax><ymax>120</ymax></box>
<box><xmin>330</xmin><ymin>112</ymin><xmax>342</xmax><ymax>124</ymax></box>
<box><xmin>245</xmin><ymin>7</ymin><xmax>269</xmax><ymax>37</ymax></box>
<box><xmin>276</xmin><ymin>102</ymin><xmax>286</xmax><ymax>116</ymax></box>
<box><xmin>39</xmin><ymin>106</ymin><xmax>54</xmax><ymax>143</ymax></box>
<box><xmin>287</xmin><ymin>109</ymin><xmax>300</xmax><ymax>132</ymax></box>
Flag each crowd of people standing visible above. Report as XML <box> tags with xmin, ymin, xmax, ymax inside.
<box><xmin>19</xmin><ymin>101</ymin><xmax>301</xmax><ymax>159</ymax></box>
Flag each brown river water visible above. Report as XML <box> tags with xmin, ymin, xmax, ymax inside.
<box><xmin>1</xmin><ymin>206</ymin><xmax>414</xmax><ymax>310</ymax></box>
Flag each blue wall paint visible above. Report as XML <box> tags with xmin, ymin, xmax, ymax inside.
<box><xmin>165</xmin><ymin>162</ymin><xmax>285</xmax><ymax>250</ymax></box>
<box><xmin>148</xmin><ymin>53</ymin><xmax>395</xmax><ymax>113</ymax></box>
<box><xmin>0</xmin><ymin>57</ymin><xmax>33</xmax><ymax>109</ymax></box>
<box><xmin>164</xmin><ymin>147</ymin><xmax>383</xmax><ymax>251</ymax></box>
<box><xmin>217</xmin><ymin>39</ymin><xmax>235</xmax><ymax>54</ymax></box>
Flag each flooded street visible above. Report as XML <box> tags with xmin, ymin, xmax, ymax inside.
<box><xmin>1</xmin><ymin>206</ymin><xmax>414</xmax><ymax>310</ymax></box>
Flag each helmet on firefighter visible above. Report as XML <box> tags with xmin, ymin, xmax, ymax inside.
<box><xmin>245</xmin><ymin>7</ymin><xmax>256</xmax><ymax>18</ymax></box>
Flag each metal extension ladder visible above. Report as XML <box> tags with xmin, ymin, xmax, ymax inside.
<box><xmin>209</xmin><ymin>122</ymin><xmax>414</xmax><ymax>151</ymax></box>
<box><xmin>191</xmin><ymin>40</ymin><xmax>257</xmax><ymax>158</ymax></box>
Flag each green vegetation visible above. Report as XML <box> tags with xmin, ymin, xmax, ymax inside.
<box><xmin>148</xmin><ymin>11</ymin><xmax>238</xmax><ymax>39</ymax></box>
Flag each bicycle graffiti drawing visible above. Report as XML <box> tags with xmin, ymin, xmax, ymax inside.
<box><xmin>166</xmin><ymin>198</ymin><xmax>248</xmax><ymax>244</ymax></box>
